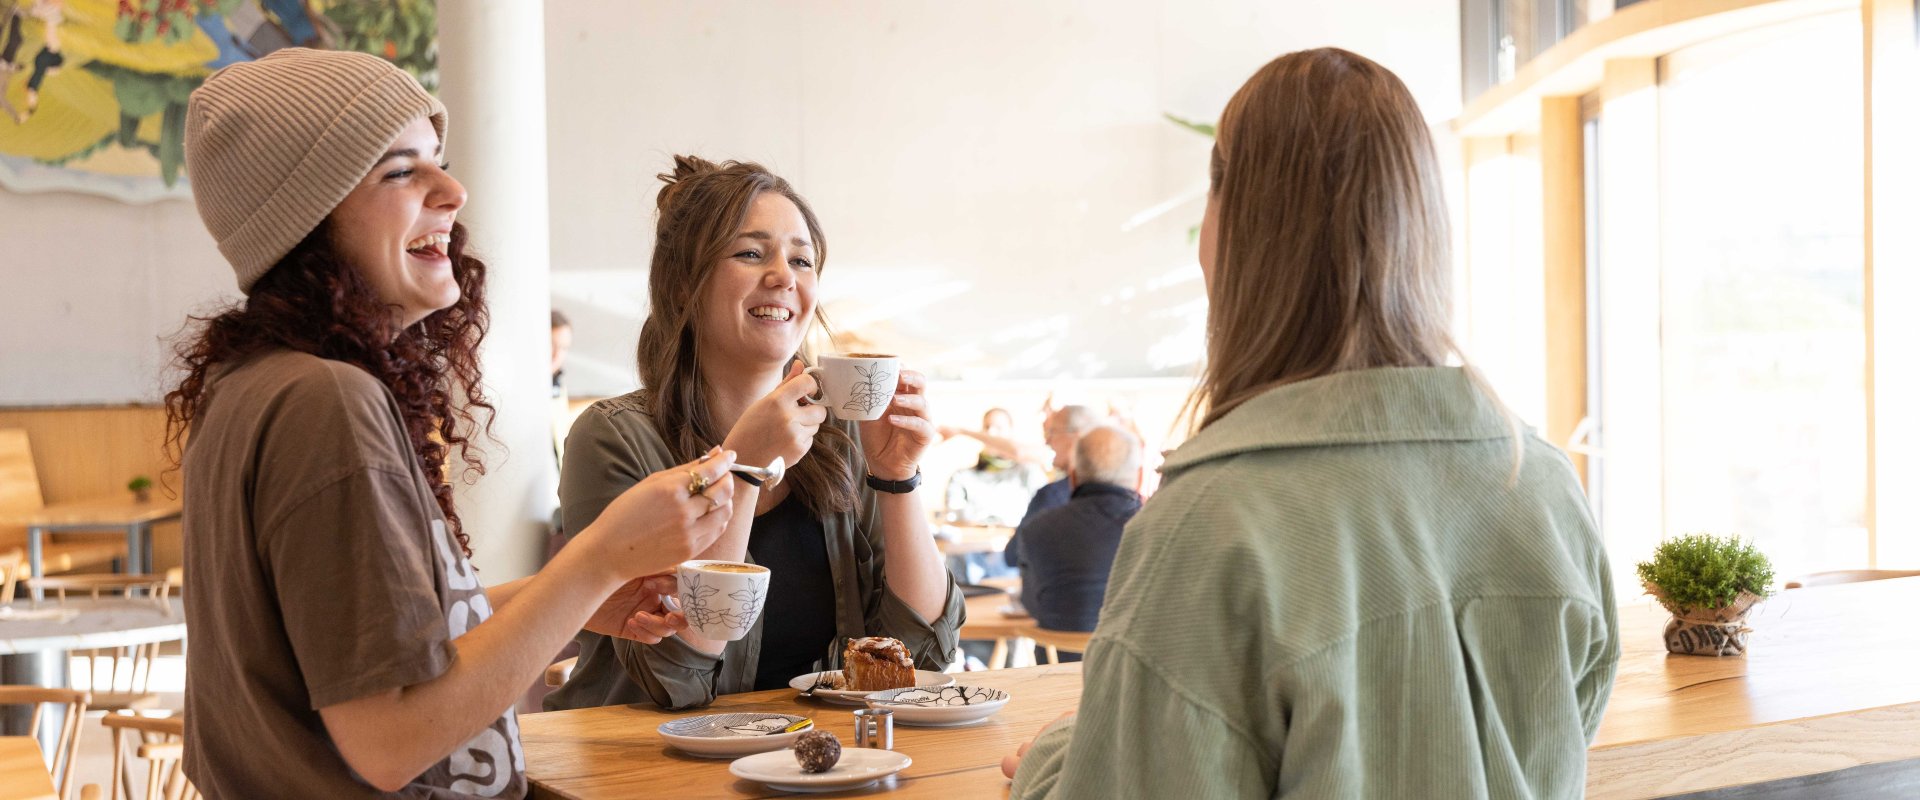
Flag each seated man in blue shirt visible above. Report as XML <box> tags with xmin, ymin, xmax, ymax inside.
<box><xmin>1016</xmin><ymin>425</ymin><xmax>1143</xmax><ymax>658</ymax></box>
<box><xmin>1001</xmin><ymin>404</ymin><xmax>1100</xmax><ymax>573</ymax></box>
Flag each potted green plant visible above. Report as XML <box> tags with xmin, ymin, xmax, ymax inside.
<box><xmin>128</xmin><ymin>475</ymin><xmax>154</xmax><ymax>504</ymax></box>
<box><xmin>1635</xmin><ymin>534</ymin><xmax>1774</xmax><ymax>656</ymax></box>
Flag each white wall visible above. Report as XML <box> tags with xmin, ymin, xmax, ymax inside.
<box><xmin>0</xmin><ymin>0</ymin><xmax>1461</xmax><ymax>406</ymax></box>
<box><xmin>543</xmin><ymin>0</ymin><xmax>1463</xmax><ymax>397</ymax></box>
<box><xmin>0</xmin><ymin>191</ymin><xmax>233</xmax><ymax>405</ymax></box>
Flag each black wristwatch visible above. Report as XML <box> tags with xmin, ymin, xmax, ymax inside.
<box><xmin>865</xmin><ymin>469</ymin><xmax>922</xmax><ymax>494</ymax></box>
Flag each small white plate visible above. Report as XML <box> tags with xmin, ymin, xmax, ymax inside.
<box><xmin>728</xmin><ymin>747</ymin><xmax>912</xmax><ymax>792</ymax></box>
<box><xmin>656</xmin><ymin>712</ymin><xmax>809</xmax><ymax>758</ymax></box>
<box><xmin>864</xmin><ymin>685</ymin><xmax>1011</xmax><ymax>726</ymax></box>
<box><xmin>788</xmin><ymin>669</ymin><xmax>955</xmax><ymax>705</ymax></box>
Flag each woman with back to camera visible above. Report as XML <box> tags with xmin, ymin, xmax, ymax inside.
<box><xmin>546</xmin><ymin>156</ymin><xmax>963</xmax><ymax>711</ymax></box>
<box><xmin>1003</xmin><ymin>48</ymin><xmax>1619</xmax><ymax>798</ymax></box>
<box><xmin>168</xmin><ymin>48</ymin><xmax>734</xmax><ymax>797</ymax></box>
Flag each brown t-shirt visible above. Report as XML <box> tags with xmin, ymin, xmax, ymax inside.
<box><xmin>181</xmin><ymin>350</ymin><xmax>525</xmax><ymax>798</ymax></box>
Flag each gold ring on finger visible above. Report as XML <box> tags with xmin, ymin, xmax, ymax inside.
<box><xmin>687</xmin><ymin>470</ymin><xmax>710</xmax><ymax>497</ymax></box>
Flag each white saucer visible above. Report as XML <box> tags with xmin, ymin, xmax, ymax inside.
<box><xmin>864</xmin><ymin>685</ymin><xmax>1010</xmax><ymax>726</ymax></box>
<box><xmin>788</xmin><ymin>669</ymin><xmax>955</xmax><ymax>705</ymax></box>
<box><xmin>728</xmin><ymin>747</ymin><xmax>911</xmax><ymax>792</ymax></box>
<box><xmin>656</xmin><ymin>712</ymin><xmax>809</xmax><ymax>758</ymax></box>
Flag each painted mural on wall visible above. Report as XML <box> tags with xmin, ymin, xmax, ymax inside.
<box><xmin>0</xmin><ymin>0</ymin><xmax>435</xmax><ymax>203</ymax></box>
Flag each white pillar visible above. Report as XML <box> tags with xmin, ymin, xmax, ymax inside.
<box><xmin>437</xmin><ymin>2</ymin><xmax>554</xmax><ymax>581</ymax></box>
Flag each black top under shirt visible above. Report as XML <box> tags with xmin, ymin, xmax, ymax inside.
<box><xmin>748</xmin><ymin>493</ymin><xmax>839</xmax><ymax>691</ymax></box>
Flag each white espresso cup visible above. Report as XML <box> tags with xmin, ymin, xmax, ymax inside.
<box><xmin>804</xmin><ymin>353</ymin><xmax>901</xmax><ymax>421</ymax></box>
<box><xmin>675</xmin><ymin>560</ymin><xmax>771</xmax><ymax>641</ymax></box>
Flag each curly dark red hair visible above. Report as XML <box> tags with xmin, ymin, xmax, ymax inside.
<box><xmin>163</xmin><ymin>222</ymin><xmax>494</xmax><ymax>556</ymax></box>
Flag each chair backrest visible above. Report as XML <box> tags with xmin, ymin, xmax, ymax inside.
<box><xmin>0</xmin><ymin>429</ymin><xmax>45</xmax><ymax>553</ymax></box>
<box><xmin>99</xmin><ymin>713</ymin><xmax>196</xmax><ymax>800</ymax></box>
<box><xmin>0</xmin><ymin>685</ymin><xmax>91</xmax><ymax>800</ymax></box>
<box><xmin>0</xmin><ymin>547</ymin><xmax>22</xmax><ymax>605</ymax></box>
<box><xmin>0</xmin><ymin>429</ymin><xmax>44</xmax><ymax>513</ymax></box>
<box><xmin>544</xmin><ymin>656</ymin><xmax>579</xmax><ymax>688</ymax></box>
<box><xmin>1783</xmin><ymin>569</ymin><xmax>1920</xmax><ymax>589</ymax></box>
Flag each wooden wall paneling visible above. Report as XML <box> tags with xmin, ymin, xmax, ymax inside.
<box><xmin>0</xmin><ymin>407</ymin><xmax>181</xmax><ymax>573</ymax></box>
<box><xmin>1541</xmin><ymin>95</ymin><xmax>1589</xmax><ymax>478</ymax></box>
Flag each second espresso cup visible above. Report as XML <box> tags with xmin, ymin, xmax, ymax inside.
<box><xmin>804</xmin><ymin>353</ymin><xmax>901</xmax><ymax>421</ymax></box>
<box><xmin>675</xmin><ymin>559</ymin><xmax>770</xmax><ymax>641</ymax></box>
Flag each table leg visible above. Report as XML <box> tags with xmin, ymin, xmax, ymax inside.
<box><xmin>988</xmin><ymin>638</ymin><xmax>1008</xmax><ymax>670</ymax></box>
<box><xmin>0</xmin><ymin>648</ymin><xmax>70</xmax><ymax>756</ymax></box>
<box><xmin>125</xmin><ymin>523</ymin><xmax>142</xmax><ymax>575</ymax></box>
<box><xmin>27</xmin><ymin>526</ymin><xmax>43</xmax><ymax>602</ymax></box>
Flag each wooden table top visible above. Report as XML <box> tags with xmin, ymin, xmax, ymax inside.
<box><xmin>958</xmin><ymin>589</ymin><xmax>1029</xmax><ymax>642</ymax></box>
<box><xmin>524</xmin><ymin>577</ymin><xmax>1920</xmax><ymax>800</ymax></box>
<box><xmin>934</xmin><ymin>525</ymin><xmax>1014</xmax><ymax>557</ymax></box>
<box><xmin>0</xmin><ymin>737</ymin><xmax>56</xmax><ymax>800</ymax></box>
<box><xmin>0</xmin><ymin>497</ymin><xmax>183</xmax><ymax>527</ymax></box>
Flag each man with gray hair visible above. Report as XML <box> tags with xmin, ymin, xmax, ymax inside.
<box><xmin>1001</xmin><ymin>404</ymin><xmax>1101</xmax><ymax>573</ymax></box>
<box><xmin>1015</xmin><ymin>425</ymin><xmax>1144</xmax><ymax>647</ymax></box>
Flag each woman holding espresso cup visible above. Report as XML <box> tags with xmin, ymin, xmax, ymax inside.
<box><xmin>547</xmin><ymin>156</ymin><xmax>962</xmax><ymax>712</ymax></box>
<box><xmin>1002</xmin><ymin>49</ymin><xmax>1617</xmax><ymax>797</ymax></box>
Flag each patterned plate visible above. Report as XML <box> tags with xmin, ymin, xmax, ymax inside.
<box><xmin>787</xmin><ymin>669</ymin><xmax>956</xmax><ymax>706</ymax></box>
<box><xmin>863</xmin><ymin>685</ymin><xmax>1011</xmax><ymax>726</ymax></box>
<box><xmin>656</xmin><ymin>712</ymin><xmax>810</xmax><ymax>758</ymax></box>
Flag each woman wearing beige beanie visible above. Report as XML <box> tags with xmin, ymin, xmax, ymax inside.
<box><xmin>163</xmin><ymin>48</ymin><xmax>733</xmax><ymax>798</ymax></box>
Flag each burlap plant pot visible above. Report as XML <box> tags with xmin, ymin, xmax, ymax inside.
<box><xmin>1644</xmin><ymin>585</ymin><xmax>1766</xmax><ymax>656</ymax></box>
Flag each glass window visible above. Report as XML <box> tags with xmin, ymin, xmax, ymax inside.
<box><xmin>1654</xmin><ymin>12</ymin><xmax>1866</xmax><ymax>577</ymax></box>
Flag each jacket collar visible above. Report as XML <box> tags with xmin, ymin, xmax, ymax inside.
<box><xmin>1069</xmin><ymin>482</ymin><xmax>1142</xmax><ymax>502</ymax></box>
<box><xmin>1161</xmin><ymin>367</ymin><xmax>1513</xmax><ymax>476</ymax></box>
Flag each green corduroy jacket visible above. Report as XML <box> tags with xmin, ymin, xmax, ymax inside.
<box><xmin>1012</xmin><ymin>366</ymin><xmax>1618</xmax><ymax>799</ymax></box>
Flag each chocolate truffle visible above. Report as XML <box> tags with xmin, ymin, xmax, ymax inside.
<box><xmin>793</xmin><ymin>730</ymin><xmax>841</xmax><ymax>773</ymax></box>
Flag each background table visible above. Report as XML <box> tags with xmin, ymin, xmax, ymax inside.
<box><xmin>524</xmin><ymin>577</ymin><xmax>1920</xmax><ymax>799</ymax></box>
<box><xmin>0</xmin><ymin>736</ymin><xmax>57</xmax><ymax>800</ymax></box>
<box><xmin>2</xmin><ymin>498</ymin><xmax>182</xmax><ymax>580</ymax></box>
<box><xmin>933</xmin><ymin>524</ymin><xmax>1014</xmax><ymax>557</ymax></box>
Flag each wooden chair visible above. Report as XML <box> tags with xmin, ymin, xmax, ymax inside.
<box><xmin>0</xmin><ymin>547</ymin><xmax>22</xmax><ymax>606</ymax></box>
<box><xmin>1016</xmin><ymin>626</ymin><xmax>1094</xmax><ymax>665</ymax></box>
<box><xmin>84</xmin><ymin>713</ymin><xmax>198</xmax><ymax>800</ymax></box>
<box><xmin>0</xmin><ymin>430</ymin><xmax>129</xmax><ymax>575</ymax></box>
<box><xmin>1783</xmin><ymin>569</ymin><xmax>1920</xmax><ymax>589</ymax></box>
<box><xmin>0</xmin><ymin>686</ymin><xmax>91</xmax><ymax>800</ymax></box>
<box><xmin>544</xmin><ymin>656</ymin><xmax>578</xmax><ymax>688</ymax></box>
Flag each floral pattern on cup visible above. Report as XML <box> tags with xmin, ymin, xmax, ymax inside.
<box><xmin>843</xmin><ymin>364</ymin><xmax>894</xmax><ymax>417</ymax></box>
<box><xmin>676</xmin><ymin>563</ymin><xmax>770</xmax><ymax>641</ymax></box>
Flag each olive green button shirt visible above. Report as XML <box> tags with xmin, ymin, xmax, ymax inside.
<box><xmin>544</xmin><ymin>392</ymin><xmax>965</xmax><ymax>712</ymax></box>
<box><xmin>1010</xmin><ymin>367</ymin><xmax>1619</xmax><ymax>799</ymax></box>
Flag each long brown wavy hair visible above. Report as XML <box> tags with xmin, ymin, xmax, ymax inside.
<box><xmin>163</xmin><ymin>222</ymin><xmax>494</xmax><ymax>555</ymax></box>
<box><xmin>635</xmin><ymin>155</ymin><xmax>859</xmax><ymax>518</ymax></box>
<box><xmin>1188</xmin><ymin>48</ymin><xmax>1520</xmax><ymax>472</ymax></box>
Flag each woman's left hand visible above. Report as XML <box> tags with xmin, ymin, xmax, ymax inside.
<box><xmin>584</xmin><ymin>573</ymin><xmax>688</xmax><ymax>643</ymax></box>
<box><xmin>1001</xmin><ymin>711</ymin><xmax>1076</xmax><ymax>779</ymax></box>
<box><xmin>858</xmin><ymin>368</ymin><xmax>935</xmax><ymax>481</ymax></box>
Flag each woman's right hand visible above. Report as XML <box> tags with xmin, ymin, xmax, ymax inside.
<box><xmin>580</xmin><ymin>447</ymin><xmax>737</xmax><ymax>579</ymax></box>
<box><xmin>722</xmin><ymin>361</ymin><xmax>829</xmax><ymax>470</ymax></box>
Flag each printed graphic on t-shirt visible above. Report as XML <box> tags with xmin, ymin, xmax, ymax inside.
<box><xmin>430</xmin><ymin>520</ymin><xmax>526</xmax><ymax>797</ymax></box>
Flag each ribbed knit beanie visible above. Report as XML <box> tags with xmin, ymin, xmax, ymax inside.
<box><xmin>184</xmin><ymin>48</ymin><xmax>446</xmax><ymax>294</ymax></box>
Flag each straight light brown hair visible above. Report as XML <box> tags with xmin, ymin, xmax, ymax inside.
<box><xmin>635</xmin><ymin>156</ymin><xmax>858</xmax><ymax>517</ymax></box>
<box><xmin>1189</xmin><ymin>48</ymin><xmax>1518</xmax><ymax>467</ymax></box>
